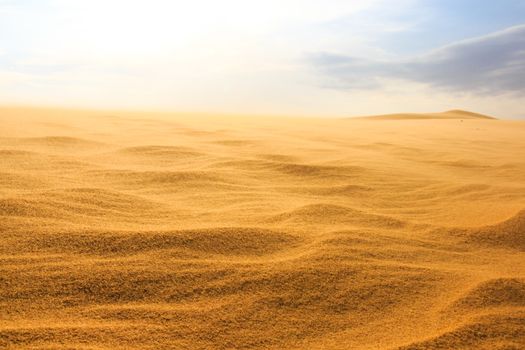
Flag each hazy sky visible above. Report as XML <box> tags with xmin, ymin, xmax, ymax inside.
<box><xmin>1</xmin><ymin>0</ymin><xmax>524</xmax><ymax>117</ymax></box>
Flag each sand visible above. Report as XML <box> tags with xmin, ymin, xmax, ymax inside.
<box><xmin>1</xmin><ymin>106</ymin><xmax>524</xmax><ymax>349</ymax></box>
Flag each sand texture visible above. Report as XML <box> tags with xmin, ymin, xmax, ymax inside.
<box><xmin>1</xmin><ymin>107</ymin><xmax>525</xmax><ymax>349</ymax></box>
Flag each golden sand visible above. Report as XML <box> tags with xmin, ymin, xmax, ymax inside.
<box><xmin>1</xmin><ymin>107</ymin><xmax>524</xmax><ymax>349</ymax></box>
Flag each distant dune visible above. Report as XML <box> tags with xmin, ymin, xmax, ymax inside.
<box><xmin>353</xmin><ymin>109</ymin><xmax>497</xmax><ymax>120</ymax></box>
<box><xmin>1</xmin><ymin>107</ymin><xmax>524</xmax><ymax>350</ymax></box>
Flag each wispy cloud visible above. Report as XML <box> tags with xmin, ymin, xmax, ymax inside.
<box><xmin>311</xmin><ymin>24</ymin><xmax>525</xmax><ymax>94</ymax></box>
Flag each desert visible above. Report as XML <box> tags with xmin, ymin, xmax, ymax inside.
<box><xmin>1</xmin><ymin>106</ymin><xmax>524</xmax><ymax>349</ymax></box>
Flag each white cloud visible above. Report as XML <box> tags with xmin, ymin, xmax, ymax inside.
<box><xmin>312</xmin><ymin>24</ymin><xmax>525</xmax><ymax>94</ymax></box>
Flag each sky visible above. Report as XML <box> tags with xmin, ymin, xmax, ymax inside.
<box><xmin>1</xmin><ymin>0</ymin><xmax>524</xmax><ymax>118</ymax></box>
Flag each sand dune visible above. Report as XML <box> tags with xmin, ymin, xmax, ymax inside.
<box><xmin>1</xmin><ymin>107</ymin><xmax>524</xmax><ymax>349</ymax></box>
<box><xmin>355</xmin><ymin>109</ymin><xmax>496</xmax><ymax>120</ymax></box>
<box><xmin>463</xmin><ymin>210</ymin><xmax>525</xmax><ymax>250</ymax></box>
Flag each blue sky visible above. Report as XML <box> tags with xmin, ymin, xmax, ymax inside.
<box><xmin>0</xmin><ymin>0</ymin><xmax>524</xmax><ymax>118</ymax></box>
<box><xmin>371</xmin><ymin>0</ymin><xmax>525</xmax><ymax>54</ymax></box>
